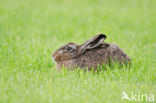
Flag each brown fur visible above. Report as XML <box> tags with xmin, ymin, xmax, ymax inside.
<box><xmin>52</xmin><ymin>34</ymin><xmax>131</xmax><ymax>70</ymax></box>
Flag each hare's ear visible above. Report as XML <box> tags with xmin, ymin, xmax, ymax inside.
<box><xmin>79</xmin><ymin>34</ymin><xmax>106</xmax><ymax>53</ymax></box>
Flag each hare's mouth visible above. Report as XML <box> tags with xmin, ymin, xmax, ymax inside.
<box><xmin>53</xmin><ymin>57</ymin><xmax>58</xmax><ymax>62</ymax></box>
<box><xmin>52</xmin><ymin>56</ymin><xmax>55</xmax><ymax>61</ymax></box>
<box><xmin>52</xmin><ymin>54</ymin><xmax>60</xmax><ymax>62</ymax></box>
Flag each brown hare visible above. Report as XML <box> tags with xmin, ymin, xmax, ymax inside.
<box><xmin>52</xmin><ymin>34</ymin><xmax>131</xmax><ymax>70</ymax></box>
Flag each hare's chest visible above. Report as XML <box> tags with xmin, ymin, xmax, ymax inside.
<box><xmin>56</xmin><ymin>60</ymin><xmax>75</xmax><ymax>70</ymax></box>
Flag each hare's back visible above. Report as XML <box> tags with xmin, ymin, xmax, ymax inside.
<box><xmin>76</xmin><ymin>45</ymin><xmax>110</xmax><ymax>69</ymax></box>
<box><xmin>107</xmin><ymin>44</ymin><xmax>131</xmax><ymax>63</ymax></box>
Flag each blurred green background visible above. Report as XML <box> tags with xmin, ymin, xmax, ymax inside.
<box><xmin>0</xmin><ymin>0</ymin><xmax>155</xmax><ymax>103</ymax></box>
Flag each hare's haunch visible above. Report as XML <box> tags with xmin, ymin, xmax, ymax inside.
<box><xmin>52</xmin><ymin>34</ymin><xmax>131</xmax><ymax>70</ymax></box>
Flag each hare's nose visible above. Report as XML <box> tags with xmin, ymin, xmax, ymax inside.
<box><xmin>52</xmin><ymin>56</ymin><xmax>55</xmax><ymax>62</ymax></box>
<box><xmin>52</xmin><ymin>55</ymin><xmax>54</xmax><ymax>58</ymax></box>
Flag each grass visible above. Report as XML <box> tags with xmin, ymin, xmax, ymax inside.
<box><xmin>0</xmin><ymin>0</ymin><xmax>156</xmax><ymax>103</ymax></box>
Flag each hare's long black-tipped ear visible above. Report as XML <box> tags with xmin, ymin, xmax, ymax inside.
<box><xmin>79</xmin><ymin>34</ymin><xmax>106</xmax><ymax>54</ymax></box>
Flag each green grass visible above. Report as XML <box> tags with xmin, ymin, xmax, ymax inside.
<box><xmin>0</xmin><ymin>0</ymin><xmax>156</xmax><ymax>103</ymax></box>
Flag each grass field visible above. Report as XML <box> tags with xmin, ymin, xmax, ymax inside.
<box><xmin>0</xmin><ymin>0</ymin><xmax>156</xmax><ymax>103</ymax></box>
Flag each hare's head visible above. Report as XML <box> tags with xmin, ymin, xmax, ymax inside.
<box><xmin>52</xmin><ymin>34</ymin><xmax>106</xmax><ymax>62</ymax></box>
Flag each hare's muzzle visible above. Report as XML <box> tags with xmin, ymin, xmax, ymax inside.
<box><xmin>52</xmin><ymin>55</ymin><xmax>59</xmax><ymax>62</ymax></box>
<box><xmin>52</xmin><ymin>50</ymin><xmax>63</xmax><ymax>62</ymax></box>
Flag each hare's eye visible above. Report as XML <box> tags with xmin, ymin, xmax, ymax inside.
<box><xmin>65</xmin><ymin>47</ymin><xmax>72</xmax><ymax>51</ymax></box>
